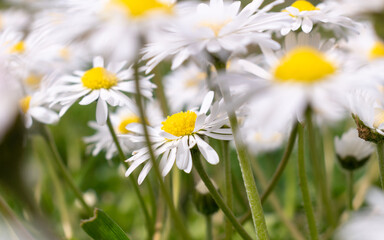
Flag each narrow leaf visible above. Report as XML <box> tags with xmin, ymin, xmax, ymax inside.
<box><xmin>81</xmin><ymin>208</ymin><xmax>130</xmax><ymax>240</ymax></box>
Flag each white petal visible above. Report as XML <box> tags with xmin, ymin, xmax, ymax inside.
<box><xmin>302</xmin><ymin>17</ymin><xmax>313</xmax><ymax>33</ymax></box>
<box><xmin>79</xmin><ymin>91</ymin><xmax>99</xmax><ymax>105</ymax></box>
<box><xmin>138</xmin><ymin>161</ymin><xmax>153</xmax><ymax>185</ymax></box>
<box><xmin>96</xmin><ymin>99</ymin><xmax>108</xmax><ymax>125</ymax></box>
<box><xmin>200</xmin><ymin>91</ymin><xmax>214</xmax><ymax>114</ymax></box>
<box><xmin>195</xmin><ymin>135</ymin><xmax>219</xmax><ymax>165</ymax></box>
<box><xmin>176</xmin><ymin>137</ymin><xmax>189</xmax><ymax>170</ymax></box>
<box><xmin>29</xmin><ymin>107</ymin><xmax>59</xmax><ymax>124</ymax></box>
<box><xmin>93</xmin><ymin>56</ymin><xmax>104</xmax><ymax>68</ymax></box>
<box><xmin>162</xmin><ymin>148</ymin><xmax>177</xmax><ymax>177</ymax></box>
<box><xmin>184</xmin><ymin>149</ymin><xmax>193</xmax><ymax>173</ymax></box>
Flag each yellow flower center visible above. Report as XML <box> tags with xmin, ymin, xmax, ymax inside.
<box><xmin>185</xmin><ymin>72</ymin><xmax>206</xmax><ymax>88</ymax></box>
<box><xmin>25</xmin><ymin>73</ymin><xmax>42</xmax><ymax>88</ymax></box>
<box><xmin>273</xmin><ymin>47</ymin><xmax>336</xmax><ymax>83</ymax></box>
<box><xmin>161</xmin><ymin>111</ymin><xmax>197</xmax><ymax>137</ymax></box>
<box><xmin>290</xmin><ymin>0</ymin><xmax>319</xmax><ymax>12</ymax></box>
<box><xmin>200</xmin><ymin>19</ymin><xmax>232</xmax><ymax>37</ymax></box>
<box><xmin>117</xmin><ymin>116</ymin><xmax>141</xmax><ymax>134</ymax></box>
<box><xmin>370</xmin><ymin>41</ymin><xmax>384</xmax><ymax>60</ymax></box>
<box><xmin>112</xmin><ymin>0</ymin><xmax>172</xmax><ymax>18</ymax></box>
<box><xmin>10</xmin><ymin>41</ymin><xmax>26</xmax><ymax>54</ymax></box>
<box><xmin>81</xmin><ymin>67</ymin><xmax>118</xmax><ymax>90</ymax></box>
<box><xmin>59</xmin><ymin>47</ymin><xmax>71</xmax><ymax>60</ymax></box>
<box><xmin>20</xmin><ymin>96</ymin><xmax>31</xmax><ymax>114</ymax></box>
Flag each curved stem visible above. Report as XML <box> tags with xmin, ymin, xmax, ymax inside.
<box><xmin>191</xmin><ymin>149</ymin><xmax>252</xmax><ymax>240</ymax></box>
<box><xmin>106</xmin><ymin>117</ymin><xmax>154</xmax><ymax>239</ymax></box>
<box><xmin>133</xmin><ymin>61</ymin><xmax>191</xmax><ymax>240</ymax></box>
<box><xmin>377</xmin><ymin>142</ymin><xmax>384</xmax><ymax>189</ymax></box>
<box><xmin>306</xmin><ymin>110</ymin><xmax>335</xmax><ymax>227</ymax></box>
<box><xmin>347</xmin><ymin>171</ymin><xmax>354</xmax><ymax>210</ymax></box>
<box><xmin>261</xmin><ymin>123</ymin><xmax>298</xmax><ymax>203</ymax></box>
<box><xmin>298</xmin><ymin>124</ymin><xmax>319</xmax><ymax>240</ymax></box>
<box><xmin>219</xmin><ymin>71</ymin><xmax>269</xmax><ymax>240</ymax></box>
<box><xmin>223</xmin><ymin>141</ymin><xmax>233</xmax><ymax>240</ymax></box>
<box><xmin>41</xmin><ymin>126</ymin><xmax>92</xmax><ymax>215</ymax></box>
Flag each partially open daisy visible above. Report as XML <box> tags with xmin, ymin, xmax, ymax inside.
<box><xmin>142</xmin><ymin>0</ymin><xmax>292</xmax><ymax>73</ymax></box>
<box><xmin>125</xmin><ymin>91</ymin><xmax>232</xmax><ymax>184</ymax></box>
<box><xmin>281</xmin><ymin>0</ymin><xmax>360</xmax><ymax>37</ymax></box>
<box><xmin>49</xmin><ymin>56</ymin><xmax>155</xmax><ymax>125</ymax></box>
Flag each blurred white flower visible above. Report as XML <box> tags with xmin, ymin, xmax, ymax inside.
<box><xmin>49</xmin><ymin>56</ymin><xmax>155</xmax><ymax>125</ymax></box>
<box><xmin>125</xmin><ymin>91</ymin><xmax>232</xmax><ymax>184</ymax></box>
<box><xmin>335</xmin><ymin>187</ymin><xmax>384</xmax><ymax>240</ymax></box>
<box><xmin>142</xmin><ymin>0</ymin><xmax>292</xmax><ymax>73</ymax></box>
<box><xmin>231</xmin><ymin>33</ymin><xmax>360</xmax><ymax>134</ymax></box>
<box><xmin>164</xmin><ymin>63</ymin><xmax>209</xmax><ymax>112</ymax></box>
<box><xmin>281</xmin><ymin>0</ymin><xmax>360</xmax><ymax>37</ymax></box>
<box><xmin>84</xmin><ymin>100</ymin><xmax>163</xmax><ymax>160</ymax></box>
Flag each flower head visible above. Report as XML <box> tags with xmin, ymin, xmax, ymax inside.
<box><xmin>125</xmin><ymin>91</ymin><xmax>232</xmax><ymax>184</ymax></box>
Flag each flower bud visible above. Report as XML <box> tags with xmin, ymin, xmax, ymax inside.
<box><xmin>193</xmin><ymin>180</ymin><xmax>219</xmax><ymax>216</ymax></box>
<box><xmin>335</xmin><ymin>128</ymin><xmax>375</xmax><ymax>171</ymax></box>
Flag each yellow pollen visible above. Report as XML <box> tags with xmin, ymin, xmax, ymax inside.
<box><xmin>370</xmin><ymin>42</ymin><xmax>384</xmax><ymax>60</ymax></box>
<box><xmin>20</xmin><ymin>95</ymin><xmax>31</xmax><ymax>114</ymax></box>
<box><xmin>290</xmin><ymin>1</ymin><xmax>319</xmax><ymax>12</ymax></box>
<box><xmin>25</xmin><ymin>73</ymin><xmax>42</xmax><ymax>87</ymax></box>
<box><xmin>273</xmin><ymin>47</ymin><xmax>336</xmax><ymax>83</ymax></box>
<box><xmin>200</xmin><ymin>19</ymin><xmax>232</xmax><ymax>37</ymax></box>
<box><xmin>10</xmin><ymin>41</ymin><xmax>26</xmax><ymax>54</ymax></box>
<box><xmin>161</xmin><ymin>111</ymin><xmax>197</xmax><ymax>137</ymax></box>
<box><xmin>117</xmin><ymin>116</ymin><xmax>141</xmax><ymax>134</ymax></box>
<box><xmin>185</xmin><ymin>72</ymin><xmax>206</xmax><ymax>88</ymax></box>
<box><xmin>112</xmin><ymin>0</ymin><xmax>172</xmax><ymax>18</ymax></box>
<box><xmin>59</xmin><ymin>47</ymin><xmax>71</xmax><ymax>60</ymax></box>
<box><xmin>81</xmin><ymin>67</ymin><xmax>118</xmax><ymax>90</ymax></box>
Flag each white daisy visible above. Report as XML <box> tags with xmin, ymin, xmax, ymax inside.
<box><xmin>280</xmin><ymin>0</ymin><xmax>360</xmax><ymax>37</ymax></box>
<box><xmin>334</xmin><ymin>128</ymin><xmax>374</xmax><ymax>170</ymax></box>
<box><xmin>124</xmin><ymin>91</ymin><xmax>232</xmax><ymax>184</ymax></box>
<box><xmin>229</xmin><ymin>33</ymin><xmax>362</xmax><ymax>133</ymax></box>
<box><xmin>142</xmin><ymin>0</ymin><xmax>292</xmax><ymax>73</ymax></box>
<box><xmin>49</xmin><ymin>56</ymin><xmax>155</xmax><ymax>125</ymax></box>
<box><xmin>164</xmin><ymin>63</ymin><xmax>209</xmax><ymax>112</ymax></box>
<box><xmin>84</xmin><ymin>100</ymin><xmax>163</xmax><ymax>160</ymax></box>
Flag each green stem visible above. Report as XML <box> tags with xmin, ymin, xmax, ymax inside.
<box><xmin>347</xmin><ymin>171</ymin><xmax>354</xmax><ymax>210</ymax></box>
<box><xmin>191</xmin><ymin>149</ymin><xmax>252</xmax><ymax>240</ymax></box>
<box><xmin>206</xmin><ymin>215</ymin><xmax>213</xmax><ymax>240</ymax></box>
<box><xmin>261</xmin><ymin>124</ymin><xmax>298</xmax><ymax>203</ymax></box>
<box><xmin>41</xmin><ymin>126</ymin><xmax>93</xmax><ymax>215</ymax></box>
<box><xmin>106</xmin><ymin>117</ymin><xmax>154</xmax><ymax>239</ymax></box>
<box><xmin>223</xmin><ymin>141</ymin><xmax>233</xmax><ymax>240</ymax></box>
<box><xmin>219</xmin><ymin>73</ymin><xmax>269</xmax><ymax>240</ymax></box>
<box><xmin>133</xmin><ymin>61</ymin><xmax>191</xmax><ymax>240</ymax></box>
<box><xmin>377</xmin><ymin>142</ymin><xmax>384</xmax><ymax>189</ymax></box>
<box><xmin>298</xmin><ymin>124</ymin><xmax>319</xmax><ymax>240</ymax></box>
<box><xmin>306</xmin><ymin>110</ymin><xmax>335</xmax><ymax>226</ymax></box>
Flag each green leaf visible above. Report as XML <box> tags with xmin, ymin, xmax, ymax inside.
<box><xmin>81</xmin><ymin>208</ymin><xmax>130</xmax><ymax>240</ymax></box>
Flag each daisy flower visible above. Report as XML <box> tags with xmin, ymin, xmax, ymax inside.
<box><xmin>142</xmin><ymin>0</ymin><xmax>292</xmax><ymax>73</ymax></box>
<box><xmin>84</xmin><ymin>100</ymin><xmax>163</xmax><ymax>160</ymax></box>
<box><xmin>124</xmin><ymin>91</ymin><xmax>232</xmax><ymax>184</ymax></box>
<box><xmin>280</xmin><ymin>0</ymin><xmax>360</xmax><ymax>37</ymax></box>
<box><xmin>230</xmin><ymin>33</ymin><xmax>363</xmax><ymax>133</ymax></box>
<box><xmin>49</xmin><ymin>56</ymin><xmax>155</xmax><ymax>125</ymax></box>
<box><xmin>334</xmin><ymin>128</ymin><xmax>374</xmax><ymax>170</ymax></box>
<box><xmin>164</xmin><ymin>63</ymin><xmax>209</xmax><ymax>112</ymax></box>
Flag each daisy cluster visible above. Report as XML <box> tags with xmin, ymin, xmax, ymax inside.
<box><xmin>0</xmin><ymin>0</ymin><xmax>382</xmax><ymax>180</ymax></box>
<box><xmin>1</xmin><ymin>0</ymin><xmax>384</xmax><ymax>238</ymax></box>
